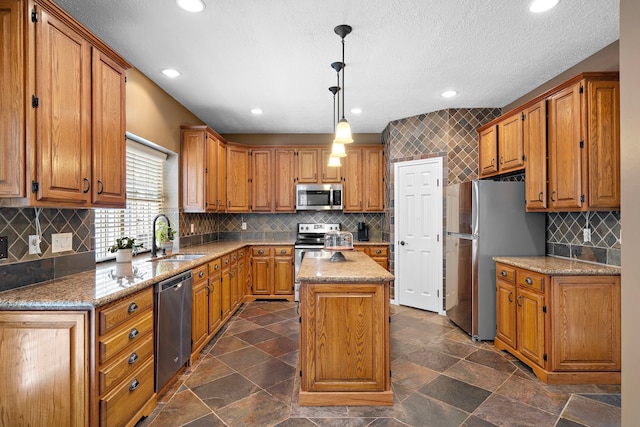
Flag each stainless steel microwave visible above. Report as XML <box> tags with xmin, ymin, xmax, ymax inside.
<box><xmin>296</xmin><ymin>184</ymin><xmax>343</xmax><ymax>211</ymax></box>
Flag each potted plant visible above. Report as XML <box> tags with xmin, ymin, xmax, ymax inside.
<box><xmin>109</xmin><ymin>236</ymin><xmax>144</xmax><ymax>263</ymax></box>
<box><xmin>155</xmin><ymin>222</ymin><xmax>176</xmax><ymax>254</ymax></box>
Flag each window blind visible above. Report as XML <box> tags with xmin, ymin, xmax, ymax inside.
<box><xmin>95</xmin><ymin>140</ymin><xmax>167</xmax><ymax>261</ymax></box>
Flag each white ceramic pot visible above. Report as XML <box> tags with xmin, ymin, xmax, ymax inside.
<box><xmin>115</xmin><ymin>248</ymin><xmax>133</xmax><ymax>263</ymax></box>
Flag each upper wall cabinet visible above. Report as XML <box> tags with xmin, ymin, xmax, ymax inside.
<box><xmin>478</xmin><ymin>72</ymin><xmax>620</xmax><ymax>212</ymax></box>
<box><xmin>295</xmin><ymin>148</ymin><xmax>341</xmax><ymax>184</ymax></box>
<box><xmin>0</xmin><ymin>0</ymin><xmax>130</xmax><ymax>208</ymax></box>
<box><xmin>343</xmin><ymin>146</ymin><xmax>385</xmax><ymax>213</ymax></box>
<box><xmin>181</xmin><ymin>126</ymin><xmax>226</xmax><ymax>213</ymax></box>
<box><xmin>226</xmin><ymin>143</ymin><xmax>250</xmax><ymax>212</ymax></box>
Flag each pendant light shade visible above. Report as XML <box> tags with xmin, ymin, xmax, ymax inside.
<box><xmin>327</xmin><ymin>154</ymin><xmax>342</xmax><ymax>167</ymax></box>
<box><xmin>334</xmin><ymin>118</ymin><xmax>353</xmax><ymax>144</ymax></box>
<box><xmin>330</xmin><ymin>141</ymin><xmax>347</xmax><ymax>158</ymax></box>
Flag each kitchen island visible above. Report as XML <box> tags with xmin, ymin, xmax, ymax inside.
<box><xmin>297</xmin><ymin>250</ymin><xmax>395</xmax><ymax>406</ymax></box>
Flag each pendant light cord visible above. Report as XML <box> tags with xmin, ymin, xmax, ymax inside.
<box><xmin>341</xmin><ymin>38</ymin><xmax>346</xmax><ymax>120</ymax></box>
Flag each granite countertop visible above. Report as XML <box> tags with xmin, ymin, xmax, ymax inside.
<box><xmin>0</xmin><ymin>240</ymin><xmax>293</xmax><ymax>310</ymax></box>
<box><xmin>352</xmin><ymin>240</ymin><xmax>390</xmax><ymax>246</ymax></box>
<box><xmin>493</xmin><ymin>256</ymin><xmax>621</xmax><ymax>276</ymax></box>
<box><xmin>298</xmin><ymin>250</ymin><xmax>395</xmax><ymax>283</ymax></box>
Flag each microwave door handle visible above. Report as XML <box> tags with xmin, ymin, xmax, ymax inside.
<box><xmin>329</xmin><ymin>189</ymin><xmax>333</xmax><ymax>208</ymax></box>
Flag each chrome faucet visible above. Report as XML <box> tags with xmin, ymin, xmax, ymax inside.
<box><xmin>151</xmin><ymin>214</ymin><xmax>173</xmax><ymax>258</ymax></box>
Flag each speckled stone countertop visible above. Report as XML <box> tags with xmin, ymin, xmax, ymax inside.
<box><xmin>298</xmin><ymin>250</ymin><xmax>395</xmax><ymax>283</ymax></box>
<box><xmin>352</xmin><ymin>240</ymin><xmax>389</xmax><ymax>246</ymax></box>
<box><xmin>0</xmin><ymin>240</ymin><xmax>293</xmax><ymax>310</ymax></box>
<box><xmin>493</xmin><ymin>256</ymin><xmax>621</xmax><ymax>276</ymax></box>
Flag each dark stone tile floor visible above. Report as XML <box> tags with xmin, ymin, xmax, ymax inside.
<box><xmin>137</xmin><ymin>301</ymin><xmax>621</xmax><ymax>427</ymax></box>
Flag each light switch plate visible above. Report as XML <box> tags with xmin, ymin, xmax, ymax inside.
<box><xmin>52</xmin><ymin>233</ymin><xmax>73</xmax><ymax>253</ymax></box>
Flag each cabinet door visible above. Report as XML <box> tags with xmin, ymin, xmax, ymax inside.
<box><xmin>273</xmin><ymin>250</ymin><xmax>293</xmax><ymax>295</ymax></box>
<box><xmin>181</xmin><ymin>129</ymin><xmax>206</xmax><ymax>212</ymax></box>
<box><xmin>296</xmin><ymin>149</ymin><xmax>318</xmax><ymax>183</ymax></box>
<box><xmin>498</xmin><ymin>114</ymin><xmax>524</xmax><ymax>172</ymax></box>
<box><xmin>237</xmin><ymin>255</ymin><xmax>246</xmax><ymax>302</ymax></box>
<box><xmin>250</xmin><ymin>149</ymin><xmax>273</xmax><ymax>212</ymax></box>
<box><xmin>550</xmin><ymin>276</ymin><xmax>621</xmax><ymax>371</ymax></box>
<box><xmin>363</xmin><ymin>147</ymin><xmax>384</xmax><ymax>212</ymax></box>
<box><xmin>220</xmin><ymin>269</ymin><xmax>231</xmax><ymax>319</ymax></box>
<box><xmin>227</xmin><ymin>144</ymin><xmax>250</xmax><ymax>212</ymax></box>
<box><xmin>320</xmin><ymin>149</ymin><xmax>342</xmax><ymax>183</ymax></box>
<box><xmin>251</xmin><ymin>253</ymin><xmax>271</xmax><ymax>295</ymax></box>
<box><xmin>205</xmin><ymin>132</ymin><xmax>218</xmax><ymax>212</ymax></box>
<box><xmin>275</xmin><ymin>149</ymin><xmax>296</xmax><ymax>212</ymax></box>
<box><xmin>0</xmin><ymin>0</ymin><xmax>25</xmax><ymax>197</ymax></box>
<box><xmin>548</xmin><ymin>83</ymin><xmax>584</xmax><ymax>210</ymax></box>
<box><xmin>208</xmin><ymin>275</ymin><xmax>222</xmax><ymax>332</ymax></box>
<box><xmin>91</xmin><ymin>48</ymin><xmax>126</xmax><ymax>207</ymax></box>
<box><xmin>586</xmin><ymin>80</ymin><xmax>620</xmax><ymax>209</ymax></box>
<box><xmin>191</xmin><ymin>280</ymin><xmax>210</xmax><ymax>352</ymax></box>
<box><xmin>517</xmin><ymin>288</ymin><xmax>546</xmax><ymax>368</ymax></box>
<box><xmin>496</xmin><ymin>280</ymin><xmax>517</xmax><ymax>349</ymax></box>
<box><xmin>524</xmin><ymin>101</ymin><xmax>548</xmax><ymax>210</ymax></box>
<box><xmin>0</xmin><ymin>311</ymin><xmax>88</xmax><ymax>426</ymax></box>
<box><xmin>35</xmin><ymin>6</ymin><xmax>91</xmax><ymax>203</ymax></box>
<box><xmin>343</xmin><ymin>148</ymin><xmax>363</xmax><ymax>211</ymax></box>
<box><xmin>478</xmin><ymin>125</ymin><xmax>498</xmax><ymax>177</ymax></box>
<box><xmin>216</xmin><ymin>139</ymin><xmax>227</xmax><ymax>212</ymax></box>
<box><xmin>230</xmin><ymin>265</ymin><xmax>238</xmax><ymax>309</ymax></box>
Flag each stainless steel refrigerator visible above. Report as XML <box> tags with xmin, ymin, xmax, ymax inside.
<box><xmin>445</xmin><ymin>180</ymin><xmax>545</xmax><ymax>340</ymax></box>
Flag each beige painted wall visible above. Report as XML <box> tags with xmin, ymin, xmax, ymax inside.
<box><xmin>620</xmin><ymin>1</ymin><xmax>638</xmax><ymax>423</ymax></box>
<box><xmin>223</xmin><ymin>133</ymin><xmax>382</xmax><ymax>146</ymax></box>
<box><xmin>125</xmin><ymin>68</ymin><xmax>205</xmax><ymax>152</ymax></box>
<box><xmin>503</xmin><ymin>40</ymin><xmax>619</xmax><ymax>111</ymax></box>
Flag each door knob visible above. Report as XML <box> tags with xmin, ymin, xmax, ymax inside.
<box><xmin>399</xmin><ymin>241</ymin><xmax>407</xmax><ymax>246</ymax></box>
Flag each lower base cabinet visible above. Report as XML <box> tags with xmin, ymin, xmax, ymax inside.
<box><xmin>248</xmin><ymin>246</ymin><xmax>294</xmax><ymax>301</ymax></box>
<box><xmin>354</xmin><ymin>244</ymin><xmax>389</xmax><ymax>270</ymax></box>
<box><xmin>494</xmin><ymin>262</ymin><xmax>621</xmax><ymax>384</ymax></box>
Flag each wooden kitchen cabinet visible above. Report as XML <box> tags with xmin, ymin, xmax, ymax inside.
<box><xmin>478</xmin><ymin>114</ymin><xmax>525</xmax><ymax>178</ymax></box>
<box><xmin>249</xmin><ymin>246</ymin><xmax>294</xmax><ymax>300</ymax></box>
<box><xmin>250</xmin><ymin>148</ymin><xmax>273</xmax><ymax>212</ymax></box>
<box><xmin>547</xmin><ymin>75</ymin><xmax>620</xmax><ymax>211</ymax></box>
<box><xmin>191</xmin><ymin>265</ymin><xmax>211</xmax><ymax>357</ymax></box>
<box><xmin>181</xmin><ymin>126</ymin><xmax>227</xmax><ymax>213</ymax></box>
<box><xmin>1</xmin><ymin>0</ymin><xmax>129</xmax><ymax>207</ymax></box>
<box><xmin>494</xmin><ymin>262</ymin><xmax>621</xmax><ymax>384</ymax></box>
<box><xmin>296</xmin><ymin>149</ymin><xmax>319</xmax><ymax>183</ymax></box>
<box><xmin>320</xmin><ymin>148</ymin><xmax>342</xmax><ymax>183</ymax></box>
<box><xmin>249</xmin><ymin>148</ymin><xmax>295</xmax><ymax>213</ymax></box>
<box><xmin>523</xmin><ymin>100</ymin><xmax>548</xmax><ymax>210</ymax></box>
<box><xmin>227</xmin><ymin>143</ymin><xmax>250</xmax><ymax>212</ymax></box>
<box><xmin>478</xmin><ymin>125</ymin><xmax>498</xmax><ymax>176</ymax></box>
<box><xmin>343</xmin><ymin>146</ymin><xmax>384</xmax><ymax>212</ymax></box>
<box><xmin>236</xmin><ymin>248</ymin><xmax>247</xmax><ymax>306</ymax></box>
<box><xmin>0</xmin><ymin>310</ymin><xmax>89</xmax><ymax>426</ymax></box>
<box><xmin>274</xmin><ymin>148</ymin><xmax>296</xmax><ymax>212</ymax></box>
<box><xmin>354</xmin><ymin>244</ymin><xmax>390</xmax><ymax>270</ymax></box>
<box><xmin>221</xmin><ymin>253</ymin><xmax>232</xmax><ymax>319</ymax></box>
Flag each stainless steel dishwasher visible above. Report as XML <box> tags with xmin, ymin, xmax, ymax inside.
<box><xmin>155</xmin><ymin>270</ymin><xmax>192</xmax><ymax>392</ymax></box>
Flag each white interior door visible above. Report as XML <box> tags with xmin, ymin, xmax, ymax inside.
<box><xmin>395</xmin><ymin>158</ymin><xmax>443</xmax><ymax>313</ymax></box>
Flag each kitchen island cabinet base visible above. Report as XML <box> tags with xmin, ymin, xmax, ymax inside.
<box><xmin>494</xmin><ymin>340</ymin><xmax>621</xmax><ymax>385</ymax></box>
<box><xmin>299</xmin><ymin>390</ymin><xmax>394</xmax><ymax>407</ymax></box>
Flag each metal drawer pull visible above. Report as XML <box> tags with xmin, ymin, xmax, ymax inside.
<box><xmin>525</xmin><ymin>277</ymin><xmax>533</xmax><ymax>285</ymax></box>
<box><xmin>129</xmin><ymin>328</ymin><xmax>139</xmax><ymax>340</ymax></box>
<box><xmin>501</xmin><ymin>270</ymin><xmax>507</xmax><ymax>276</ymax></box>
<box><xmin>83</xmin><ymin>177</ymin><xmax>90</xmax><ymax>193</ymax></box>
<box><xmin>199</xmin><ymin>271</ymin><xmax>205</xmax><ymax>278</ymax></box>
<box><xmin>258</xmin><ymin>249</ymin><xmax>264</xmax><ymax>255</ymax></box>
<box><xmin>214</xmin><ymin>264</ymin><xmax>219</xmax><ymax>270</ymax></box>
<box><xmin>128</xmin><ymin>352</ymin><xmax>139</xmax><ymax>365</ymax></box>
<box><xmin>376</xmin><ymin>250</ymin><xmax>382</xmax><ymax>254</ymax></box>
<box><xmin>508</xmin><ymin>291</ymin><xmax>513</xmax><ymax>303</ymax></box>
<box><xmin>225</xmin><ymin>259</ymin><xmax>229</xmax><ymax>264</ymax></box>
<box><xmin>280</xmin><ymin>249</ymin><xmax>286</xmax><ymax>254</ymax></box>
<box><xmin>129</xmin><ymin>378</ymin><xmax>140</xmax><ymax>392</ymax></box>
<box><xmin>538</xmin><ymin>192</ymin><xmax>544</xmax><ymax>202</ymax></box>
<box><xmin>128</xmin><ymin>302</ymin><xmax>138</xmax><ymax>314</ymax></box>
<box><xmin>516</xmin><ymin>295</ymin><xmax>523</xmax><ymax>307</ymax></box>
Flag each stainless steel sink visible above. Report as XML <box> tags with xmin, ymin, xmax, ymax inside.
<box><xmin>153</xmin><ymin>254</ymin><xmax>205</xmax><ymax>262</ymax></box>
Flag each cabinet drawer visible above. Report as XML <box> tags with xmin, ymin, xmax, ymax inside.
<box><xmin>496</xmin><ymin>265</ymin><xmax>516</xmax><ymax>283</ymax></box>
<box><xmin>208</xmin><ymin>258</ymin><xmax>221</xmax><ymax>275</ymax></box>
<box><xmin>99</xmin><ymin>311</ymin><xmax>153</xmax><ymax>364</ymax></box>
<box><xmin>274</xmin><ymin>247</ymin><xmax>292</xmax><ymax>256</ymax></box>
<box><xmin>517</xmin><ymin>270</ymin><xmax>545</xmax><ymax>292</ymax></box>
<box><xmin>237</xmin><ymin>248</ymin><xmax>246</xmax><ymax>258</ymax></box>
<box><xmin>368</xmin><ymin>246</ymin><xmax>388</xmax><ymax>257</ymax></box>
<box><xmin>221</xmin><ymin>254</ymin><xmax>231</xmax><ymax>268</ymax></box>
<box><xmin>99</xmin><ymin>333</ymin><xmax>153</xmax><ymax>395</ymax></box>
<box><xmin>98</xmin><ymin>288</ymin><xmax>153</xmax><ymax>335</ymax></box>
<box><xmin>193</xmin><ymin>264</ymin><xmax>208</xmax><ymax>283</ymax></box>
<box><xmin>100</xmin><ymin>356</ymin><xmax>154</xmax><ymax>427</ymax></box>
<box><xmin>230</xmin><ymin>251</ymin><xmax>238</xmax><ymax>264</ymax></box>
<box><xmin>252</xmin><ymin>247</ymin><xmax>270</xmax><ymax>256</ymax></box>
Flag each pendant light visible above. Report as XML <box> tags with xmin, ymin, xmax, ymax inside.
<box><xmin>333</xmin><ymin>25</ymin><xmax>353</xmax><ymax>144</ymax></box>
<box><xmin>329</xmin><ymin>86</ymin><xmax>345</xmax><ymax>164</ymax></box>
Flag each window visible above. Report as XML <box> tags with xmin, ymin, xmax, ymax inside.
<box><xmin>95</xmin><ymin>139</ymin><xmax>167</xmax><ymax>261</ymax></box>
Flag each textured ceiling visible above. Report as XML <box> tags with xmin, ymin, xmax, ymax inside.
<box><xmin>55</xmin><ymin>0</ymin><xmax>619</xmax><ymax>134</ymax></box>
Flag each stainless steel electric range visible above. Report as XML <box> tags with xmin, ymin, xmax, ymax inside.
<box><xmin>293</xmin><ymin>223</ymin><xmax>340</xmax><ymax>301</ymax></box>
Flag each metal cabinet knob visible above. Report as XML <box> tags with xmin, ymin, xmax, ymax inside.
<box><xmin>280</xmin><ymin>249</ymin><xmax>286</xmax><ymax>254</ymax></box>
<box><xmin>525</xmin><ymin>277</ymin><xmax>533</xmax><ymax>285</ymax></box>
<box><xmin>501</xmin><ymin>270</ymin><xmax>507</xmax><ymax>277</ymax></box>
<box><xmin>129</xmin><ymin>378</ymin><xmax>140</xmax><ymax>391</ymax></box>
<box><xmin>128</xmin><ymin>352</ymin><xmax>139</xmax><ymax>365</ymax></box>
<box><xmin>128</xmin><ymin>302</ymin><xmax>138</xmax><ymax>313</ymax></box>
<box><xmin>199</xmin><ymin>271</ymin><xmax>205</xmax><ymax>278</ymax></box>
<box><xmin>129</xmin><ymin>328</ymin><xmax>139</xmax><ymax>340</ymax></box>
<box><xmin>258</xmin><ymin>249</ymin><xmax>264</xmax><ymax>255</ymax></box>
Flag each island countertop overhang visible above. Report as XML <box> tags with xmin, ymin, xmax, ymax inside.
<box><xmin>298</xmin><ymin>250</ymin><xmax>394</xmax><ymax>283</ymax></box>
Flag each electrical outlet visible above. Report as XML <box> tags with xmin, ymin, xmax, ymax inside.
<box><xmin>51</xmin><ymin>232</ymin><xmax>73</xmax><ymax>253</ymax></box>
<box><xmin>241</xmin><ymin>222</ymin><xmax>247</xmax><ymax>230</ymax></box>
<box><xmin>583</xmin><ymin>228</ymin><xmax>592</xmax><ymax>243</ymax></box>
<box><xmin>29</xmin><ymin>235</ymin><xmax>40</xmax><ymax>255</ymax></box>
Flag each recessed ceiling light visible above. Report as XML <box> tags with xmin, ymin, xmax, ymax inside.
<box><xmin>350</xmin><ymin>108</ymin><xmax>363</xmax><ymax>114</ymax></box>
<box><xmin>176</xmin><ymin>0</ymin><xmax>205</xmax><ymax>13</ymax></box>
<box><xmin>251</xmin><ymin>108</ymin><xmax>263</xmax><ymax>115</ymax></box>
<box><xmin>529</xmin><ymin>0</ymin><xmax>559</xmax><ymax>13</ymax></box>
<box><xmin>441</xmin><ymin>90</ymin><xmax>458</xmax><ymax>98</ymax></box>
<box><xmin>161</xmin><ymin>68</ymin><xmax>181</xmax><ymax>78</ymax></box>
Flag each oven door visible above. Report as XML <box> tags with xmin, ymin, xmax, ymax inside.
<box><xmin>294</xmin><ymin>245</ymin><xmax>324</xmax><ymax>301</ymax></box>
